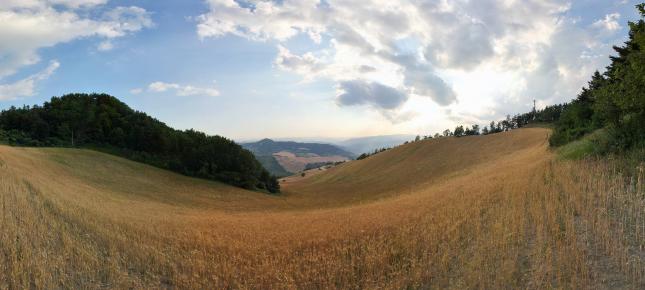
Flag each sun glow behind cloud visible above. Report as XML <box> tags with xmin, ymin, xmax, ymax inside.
<box><xmin>195</xmin><ymin>0</ymin><xmax>630</xmax><ymax>136</ymax></box>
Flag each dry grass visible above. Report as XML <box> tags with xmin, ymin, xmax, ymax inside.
<box><xmin>0</xmin><ymin>128</ymin><xmax>642</xmax><ymax>289</ymax></box>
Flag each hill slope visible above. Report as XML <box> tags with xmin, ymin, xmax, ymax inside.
<box><xmin>282</xmin><ymin>128</ymin><xmax>550</xmax><ymax>205</ymax></box>
<box><xmin>242</xmin><ymin>138</ymin><xmax>354</xmax><ymax>175</ymax></box>
<box><xmin>1</xmin><ymin>128</ymin><xmax>642</xmax><ymax>289</ymax></box>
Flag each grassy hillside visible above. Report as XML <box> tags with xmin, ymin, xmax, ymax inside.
<box><xmin>282</xmin><ymin>128</ymin><xmax>550</xmax><ymax>206</ymax></box>
<box><xmin>1</xmin><ymin>128</ymin><xmax>643</xmax><ymax>289</ymax></box>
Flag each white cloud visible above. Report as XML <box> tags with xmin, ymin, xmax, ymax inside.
<box><xmin>198</xmin><ymin>1</ymin><xmax>575</xmax><ymax>118</ymax></box>
<box><xmin>0</xmin><ymin>1</ymin><xmax>153</xmax><ymax>89</ymax></box>
<box><xmin>143</xmin><ymin>81</ymin><xmax>220</xmax><ymax>97</ymax></box>
<box><xmin>196</xmin><ymin>0</ymin><xmax>326</xmax><ymax>42</ymax></box>
<box><xmin>97</xmin><ymin>40</ymin><xmax>114</xmax><ymax>51</ymax></box>
<box><xmin>274</xmin><ymin>45</ymin><xmax>325</xmax><ymax>80</ymax></box>
<box><xmin>48</xmin><ymin>0</ymin><xmax>108</xmax><ymax>8</ymax></box>
<box><xmin>101</xmin><ymin>6</ymin><xmax>154</xmax><ymax>37</ymax></box>
<box><xmin>0</xmin><ymin>60</ymin><xmax>59</xmax><ymax>100</ymax></box>
<box><xmin>129</xmin><ymin>88</ymin><xmax>143</xmax><ymax>94</ymax></box>
<box><xmin>148</xmin><ymin>81</ymin><xmax>180</xmax><ymax>92</ymax></box>
<box><xmin>593</xmin><ymin>13</ymin><xmax>621</xmax><ymax>32</ymax></box>
<box><xmin>197</xmin><ymin>0</ymin><xmax>625</xmax><ymax>129</ymax></box>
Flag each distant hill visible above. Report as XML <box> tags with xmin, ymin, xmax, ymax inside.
<box><xmin>335</xmin><ymin>134</ymin><xmax>415</xmax><ymax>155</ymax></box>
<box><xmin>242</xmin><ymin>139</ymin><xmax>354</xmax><ymax>175</ymax></box>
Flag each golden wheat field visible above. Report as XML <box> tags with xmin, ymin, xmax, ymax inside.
<box><xmin>0</xmin><ymin>128</ymin><xmax>643</xmax><ymax>289</ymax></box>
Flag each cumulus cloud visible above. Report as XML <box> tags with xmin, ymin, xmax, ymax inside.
<box><xmin>197</xmin><ymin>0</ymin><xmax>624</xmax><ymax>125</ymax></box>
<box><xmin>0</xmin><ymin>60</ymin><xmax>59</xmax><ymax>100</ymax></box>
<box><xmin>593</xmin><ymin>13</ymin><xmax>621</xmax><ymax>32</ymax></box>
<box><xmin>336</xmin><ymin>80</ymin><xmax>407</xmax><ymax>110</ymax></box>
<box><xmin>404</xmin><ymin>67</ymin><xmax>456</xmax><ymax>106</ymax></box>
<box><xmin>274</xmin><ymin>45</ymin><xmax>325</xmax><ymax>79</ymax></box>
<box><xmin>0</xmin><ymin>2</ymin><xmax>152</xmax><ymax>81</ymax></box>
<box><xmin>134</xmin><ymin>81</ymin><xmax>220</xmax><ymax>97</ymax></box>
<box><xmin>101</xmin><ymin>6</ymin><xmax>154</xmax><ymax>37</ymax></box>
<box><xmin>196</xmin><ymin>0</ymin><xmax>326</xmax><ymax>42</ymax></box>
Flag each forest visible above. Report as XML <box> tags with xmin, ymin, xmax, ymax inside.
<box><xmin>0</xmin><ymin>93</ymin><xmax>280</xmax><ymax>193</ymax></box>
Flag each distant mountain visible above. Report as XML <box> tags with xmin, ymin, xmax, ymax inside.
<box><xmin>242</xmin><ymin>139</ymin><xmax>355</xmax><ymax>176</ymax></box>
<box><xmin>243</xmin><ymin>139</ymin><xmax>355</xmax><ymax>157</ymax></box>
<box><xmin>335</xmin><ymin>134</ymin><xmax>416</xmax><ymax>155</ymax></box>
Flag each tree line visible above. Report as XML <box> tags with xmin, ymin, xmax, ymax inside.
<box><xmin>412</xmin><ymin>103</ymin><xmax>567</xmax><ymax>141</ymax></box>
<box><xmin>355</xmin><ymin>103</ymin><xmax>567</xmax><ymax>160</ymax></box>
<box><xmin>549</xmin><ymin>3</ymin><xmax>645</xmax><ymax>152</ymax></box>
<box><xmin>356</xmin><ymin>147</ymin><xmax>392</xmax><ymax>160</ymax></box>
<box><xmin>0</xmin><ymin>93</ymin><xmax>280</xmax><ymax>193</ymax></box>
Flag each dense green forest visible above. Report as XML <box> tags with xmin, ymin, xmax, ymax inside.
<box><xmin>0</xmin><ymin>94</ymin><xmax>280</xmax><ymax>193</ymax></box>
<box><xmin>550</xmin><ymin>4</ymin><xmax>645</xmax><ymax>152</ymax></box>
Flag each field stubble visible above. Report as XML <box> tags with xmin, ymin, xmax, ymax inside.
<box><xmin>0</xmin><ymin>128</ymin><xmax>643</xmax><ymax>289</ymax></box>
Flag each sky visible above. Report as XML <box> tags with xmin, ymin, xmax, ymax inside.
<box><xmin>0</xmin><ymin>0</ymin><xmax>642</xmax><ymax>140</ymax></box>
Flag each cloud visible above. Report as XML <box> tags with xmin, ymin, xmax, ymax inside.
<box><xmin>274</xmin><ymin>45</ymin><xmax>324</xmax><ymax>79</ymax></box>
<box><xmin>102</xmin><ymin>6</ymin><xmax>154</xmax><ymax>37</ymax></box>
<box><xmin>358</xmin><ymin>65</ymin><xmax>376</xmax><ymax>73</ymax></box>
<box><xmin>48</xmin><ymin>0</ymin><xmax>108</xmax><ymax>8</ymax></box>
<box><xmin>593</xmin><ymin>13</ymin><xmax>621</xmax><ymax>32</ymax></box>
<box><xmin>129</xmin><ymin>88</ymin><xmax>143</xmax><ymax>94</ymax></box>
<box><xmin>0</xmin><ymin>2</ymin><xmax>153</xmax><ymax>79</ymax></box>
<box><xmin>0</xmin><ymin>60</ymin><xmax>59</xmax><ymax>100</ymax></box>
<box><xmin>196</xmin><ymin>0</ymin><xmax>326</xmax><ymax>42</ymax></box>
<box><xmin>141</xmin><ymin>81</ymin><xmax>220</xmax><ymax>97</ymax></box>
<box><xmin>404</xmin><ymin>66</ymin><xmax>456</xmax><ymax>106</ymax></box>
<box><xmin>336</xmin><ymin>80</ymin><xmax>407</xmax><ymax>110</ymax></box>
<box><xmin>148</xmin><ymin>81</ymin><xmax>180</xmax><ymax>92</ymax></box>
<box><xmin>97</xmin><ymin>40</ymin><xmax>114</xmax><ymax>51</ymax></box>
<box><xmin>197</xmin><ymin>0</ymin><xmax>624</xmax><ymax>126</ymax></box>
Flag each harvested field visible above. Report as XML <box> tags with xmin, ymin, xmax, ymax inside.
<box><xmin>0</xmin><ymin>128</ymin><xmax>642</xmax><ymax>289</ymax></box>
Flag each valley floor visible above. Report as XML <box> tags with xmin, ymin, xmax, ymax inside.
<box><xmin>0</xmin><ymin>128</ymin><xmax>643</xmax><ymax>289</ymax></box>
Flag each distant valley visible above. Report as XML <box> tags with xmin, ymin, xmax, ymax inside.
<box><xmin>241</xmin><ymin>135</ymin><xmax>417</xmax><ymax>176</ymax></box>
<box><xmin>334</xmin><ymin>134</ymin><xmax>416</xmax><ymax>155</ymax></box>
<box><xmin>241</xmin><ymin>139</ymin><xmax>355</xmax><ymax>176</ymax></box>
